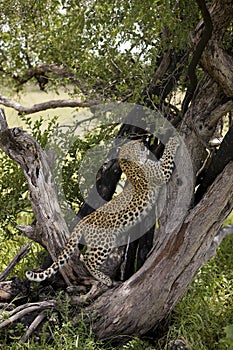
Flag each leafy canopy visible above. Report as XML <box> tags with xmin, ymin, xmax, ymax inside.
<box><xmin>0</xmin><ymin>0</ymin><xmax>198</xmax><ymax>98</ymax></box>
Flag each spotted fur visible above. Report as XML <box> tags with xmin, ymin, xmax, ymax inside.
<box><xmin>26</xmin><ymin>136</ymin><xmax>180</xmax><ymax>286</ymax></box>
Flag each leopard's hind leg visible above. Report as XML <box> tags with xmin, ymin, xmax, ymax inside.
<box><xmin>81</xmin><ymin>247</ymin><xmax>113</xmax><ymax>286</ymax></box>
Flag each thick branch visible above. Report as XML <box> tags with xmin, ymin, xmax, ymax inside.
<box><xmin>201</xmin><ymin>43</ymin><xmax>233</xmax><ymax>97</ymax></box>
<box><xmin>0</xmin><ymin>93</ymin><xmax>99</xmax><ymax>115</ymax></box>
<box><xmin>193</xmin><ymin>0</ymin><xmax>233</xmax><ymax>97</ymax></box>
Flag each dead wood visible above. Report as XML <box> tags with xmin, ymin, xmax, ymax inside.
<box><xmin>20</xmin><ymin>310</ymin><xmax>47</xmax><ymax>343</ymax></box>
<box><xmin>0</xmin><ymin>243</ymin><xmax>32</xmax><ymax>282</ymax></box>
<box><xmin>0</xmin><ymin>300</ymin><xmax>56</xmax><ymax>329</ymax></box>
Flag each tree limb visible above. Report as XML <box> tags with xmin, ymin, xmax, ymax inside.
<box><xmin>0</xmin><ymin>93</ymin><xmax>99</xmax><ymax>115</ymax></box>
<box><xmin>193</xmin><ymin>0</ymin><xmax>233</xmax><ymax>97</ymax></box>
<box><xmin>0</xmin><ymin>301</ymin><xmax>56</xmax><ymax>329</ymax></box>
<box><xmin>208</xmin><ymin>100</ymin><xmax>233</xmax><ymax>128</ymax></box>
<box><xmin>7</xmin><ymin>63</ymin><xmax>82</xmax><ymax>90</ymax></box>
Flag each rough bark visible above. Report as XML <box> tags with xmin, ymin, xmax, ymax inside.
<box><xmin>193</xmin><ymin>0</ymin><xmax>233</xmax><ymax>97</ymax></box>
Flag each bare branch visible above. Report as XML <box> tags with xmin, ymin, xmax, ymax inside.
<box><xmin>6</xmin><ymin>63</ymin><xmax>82</xmax><ymax>90</ymax></box>
<box><xmin>20</xmin><ymin>311</ymin><xmax>47</xmax><ymax>343</ymax></box>
<box><xmin>0</xmin><ymin>243</ymin><xmax>32</xmax><ymax>282</ymax></box>
<box><xmin>208</xmin><ymin>100</ymin><xmax>233</xmax><ymax>127</ymax></box>
<box><xmin>0</xmin><ymin>301</ymin><xmax>56</xmax><ymax>329</ymax></box>
<box><xmin>0</xmin><ymin>93</ymin><xmax>99</xmax><ymax>115</ymax></box>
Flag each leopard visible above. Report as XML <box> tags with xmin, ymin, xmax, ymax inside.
<box><xmin>26</xmin><ymin>135</ymin><xmax>180</xmax><ymax>286</ymax></box>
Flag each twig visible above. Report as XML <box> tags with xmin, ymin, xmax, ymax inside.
<box><xmin>0</xmin><ymin>93</ymin><xmax>99</xmax><ymax>115</ymax></box>
<box><xmin>0</xmin><ymin>243</ymin><xmax>32</xmax><ymax>282</ymax></box>
<box><xmin>0</xmin><ymin>300</ymin><xmax>56</xmax><ymax>329</ymax></box>
<box><xmin>20</xmin><ymin>310</ymin><xmax>47</xmax><ymax>343</ymax></box>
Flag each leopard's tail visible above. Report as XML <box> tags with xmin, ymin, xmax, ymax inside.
<box><xmin>26</xmin><ymin>232</ymin><xmax>81</xmax><ymax>282</ymax></box>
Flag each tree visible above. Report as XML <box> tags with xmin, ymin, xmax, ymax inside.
<box><xmin>0</xmin><ymin>0</ymin><xmax>233</xmax><ymax>343</ymax></box>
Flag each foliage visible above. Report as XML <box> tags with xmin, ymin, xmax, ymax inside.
<box><xmin>221</xmin><ymin>325</ymin><xmax>233</xmax><ymax>349</ymax></box>
<box><xmin>0</xmin><ymin>152</ymin><xmax>29</xmax><ymax>238</ymax></box>
<box><xmin>0</xmin><ymin>0</ymin><xmax>199</xmax><ymax>98</ymax></box>
<box><xmin>20</xmin><ymin>114</ymin><xmax>59</xmax><ymax>148</ymax></box>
